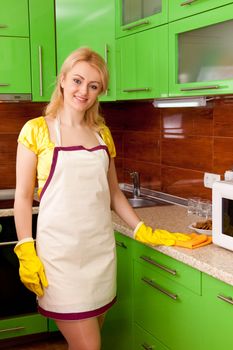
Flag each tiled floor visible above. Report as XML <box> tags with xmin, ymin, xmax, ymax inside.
<box><xmin>3</xmin><ymin>337</ymin><xmax>67</xmax><ymax>350</ymax></box>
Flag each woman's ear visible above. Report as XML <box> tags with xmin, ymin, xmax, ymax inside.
<box><xmin>60</xmin><ymin>74</ymin><xmax>65</xmax><ymax>89</ymax></box>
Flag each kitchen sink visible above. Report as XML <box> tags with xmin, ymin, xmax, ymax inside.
<box><xmin>126</xmin><ymin>196</ymin><xmax>171</xmax><ymax>208</ymax></box>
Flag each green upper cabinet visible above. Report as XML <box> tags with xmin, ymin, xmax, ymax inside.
<box><xmin>29</xmin><ymin>0</ymin><xmax>56</xmax><ymax>102</ymax></box>
<box><xmin>169</xmin><ymin>0</ymin><xmax>233</xmax><ymax>22</ymax></box>
<box><xmin>169</xmin><ymin>3</ymin><xmax>233</xmax><ymax>97</ymax></box>
<box><xmin>0</xmin><ymin>37</ymin><xmax>31</xmax><ymax>95</ymax></box>
<box><xmin>56</xmin><ymin>0</ymin><xmax>116</xmax><ymax>101</ymax></box>
<box><xmin>0</xmin><ymin>0</ymin><xmax>29</xmax><ymax>37</ymax></box>
<box><xmin>116</xmin><ymin>25</ymin><xmax>168</xmax><ymax>100</ymax></box>
<box><xmin>116</xmin><ymin>0</ymin><xmax>168</xmax><ymax>38</ymax></box>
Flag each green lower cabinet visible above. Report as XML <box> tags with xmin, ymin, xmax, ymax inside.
<box><xmin>134</xmin><ymin>260</ymin><xmax>202</xmax><ymax>350</ymax></box>
<box><xmin>134</xmin><ymin>323</ymin><xmax>170</xmax><ymax>350</ymax></box>
<box><xmin>201</xmin><ymin>273</ymin><xmax>233</xmax><ymax>350</ymax></box>
<box><xmin>0</xmin><ymin>314</ymin><xmax>47</xmax><ymax>340</ymax></box>
<box><xmin>101</xmin><ymin>232</ymin><xmax>133</xmax><ymax>350</ymax></box>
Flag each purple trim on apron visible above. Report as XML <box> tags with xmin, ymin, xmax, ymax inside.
<box><xmin>40</xmin><ymin>145</ymin><xmax>109</xmax><ymax>200</ymax></box>
<box><xmin>38</xmin><ymin>296</ymin><xmax>117</xmax><ymax>321</ymax></box>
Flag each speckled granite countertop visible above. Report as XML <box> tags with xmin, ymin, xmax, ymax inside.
<box><xmin>112</xmin><ymin>204</ymin><xmax>233</xmax><ymax>287</ymax></box>
<box><xmin>2</xmin><ymin>204</ymin><xmax>233</xmax><ymax>287</ymax></box>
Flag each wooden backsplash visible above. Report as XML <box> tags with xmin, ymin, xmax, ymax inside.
<box><xmin>1</xmin><ymin>98</ymin><xmax>233</xmax><ymax>200</ymax></box>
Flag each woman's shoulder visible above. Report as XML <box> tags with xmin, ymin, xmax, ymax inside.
<box><xmin>18</xmin><ymin>116</ymin><xmax>50</xmax><ymax>154</ymax></box>
<box><xmin>99</xmin><ymin>124</ymin><xmax>116</xmax><ymax>158</ymax></box>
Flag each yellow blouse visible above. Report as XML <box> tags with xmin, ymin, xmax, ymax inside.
<box><xmin>18</xmin><ymin>116</ymin><xmax>116</xmax><ymax>196</ymax></box>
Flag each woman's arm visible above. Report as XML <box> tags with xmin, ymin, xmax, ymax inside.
<box><xmin>107</xmin><ymin>158</ymin><xmax>141</xmax><ymax>230</ymax></box>
<box><xmin>14</xmin><ymin>143</ymin><xmax>37</xmax><ymax>241</ymax></box>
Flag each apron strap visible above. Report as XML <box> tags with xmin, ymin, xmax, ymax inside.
<box><xmin>55</xmin><ymin>117</ymin><xmax>62</xmax><ymax>147</ymax></box>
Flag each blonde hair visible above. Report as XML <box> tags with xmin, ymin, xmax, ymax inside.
<box><xmin>44</xmin><ymin>47</ymin><xmax>109</xmax><ymax>130</ymax></box>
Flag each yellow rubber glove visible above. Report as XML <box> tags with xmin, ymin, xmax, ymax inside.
<box><xmin>14</xmin><ymin>238</ymin><xmax>48</xmax><ymax>297</ymax></box>
<box><xmin>134</xmin><ymin>222</ymin><xmax>192</xmax><ymax>246</ymax></box>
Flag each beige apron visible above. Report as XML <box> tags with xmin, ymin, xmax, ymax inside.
<box><xmin>36</xmin><ymin>118</ymin><xmax>116</xmax><ymax>317</ymax></box>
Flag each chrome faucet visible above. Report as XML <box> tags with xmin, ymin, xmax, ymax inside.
<box><xmin>130</xmin><ymin>171</ymin><xmax>141</xmax><ymax>198</ymax></box>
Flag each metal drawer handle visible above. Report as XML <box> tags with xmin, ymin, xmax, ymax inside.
<box><xmin>140</xmin><ymin>255</ymin><xmax>177</xmax><ymax>275</ymax></box>
<box><xmin>116</xmin><ymin>241</ymin><xmax>127</xmax><ymax>249</ymax></box>
<box><xmin>38</xmin><ymin>45</ymin><xmax>43</xmax><ymax>96</ymax></box>
<box><xmin>0</xmin><ymin>241</ymin><xmax>18</xmax><ymax>246</ymax></box>
<box><xmin>0</xmin><ymin>24</ymin><xmax>8</xmax><ymax>28</ymax></box>
<box><xmin>181</xmin><ymin>0</ymin><xmax>198</xmax><ymax>6</ymax></box>
<box><xmin>141</xmin><ymin>343</ymin><xmax>153</xmax><ymax>350</ymax></box>
<box><xmin>123</xmin><ymin>20</ymin><xmax>150</xmax><ymax>31</ymax></box>
<box><xmin>0</xmin><ymin>83</ymin><xmax>10</xmax><ymax>87</ymax></box>
<box><xmin>180</xmin><ymin>85</ymin><xmax>220</xmax><ymax>91</ymax></box>
<box><xmin>142</xmin><ymin>277</ymin><xmax>178</xmax><ymax>300</ymax></box>
<box><xmin>123</xmin><ymin>88</ymin><xmax>150</xmax><ymax>92</ymax></box>
<box><xmin>0</xmin><ymin>326</ymin><xmax>25</xmax><ymax>334</ymax></box>
<box><xmin>217</xmin><ymin>294</ymin><xmax>233</xmax><ymax>305</ymax></box>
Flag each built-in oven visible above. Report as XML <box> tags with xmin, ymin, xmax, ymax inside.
<box><xmin>0</xmin><ymin>201</ymin><xmax>38</xmax><ymax>319</ymax></box>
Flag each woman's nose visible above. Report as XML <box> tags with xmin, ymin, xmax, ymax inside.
<box><xmin>79</xmin><ymin>84</ymin><xmax>88</xmax><ymax>95</ymax></box>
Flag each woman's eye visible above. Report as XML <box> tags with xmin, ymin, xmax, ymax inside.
<box><xmin>73</xmin><ymin>78</ymin><xmax>82</xmax><ymax>85</ymax></box>
<box><xmin>90</xmin><ymin>85</ymin><xmax>98</xmax><ymax>90</ymax></box>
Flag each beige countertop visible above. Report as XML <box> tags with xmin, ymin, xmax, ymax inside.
<box><xmin>112</xmin><ymin>204</ymin><xmax>233</xmax><ymax>287</ymax></box>
<box><xmin>2</xmin><ymin>204</ymin><xmax>233</xmax><ymax>287</ymax></box>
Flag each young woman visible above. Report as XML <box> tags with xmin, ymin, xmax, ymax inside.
<box><xmin>14</xmin><ymin>47</ymin><xmax>192</xmax><ymax>350</ymax></box>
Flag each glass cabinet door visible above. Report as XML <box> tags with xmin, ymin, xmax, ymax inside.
<box><xmin>116</xmin><ymin>0</ymin><xmax>168</xmax><ymax>38</ymax></box>
<box><xmin>169</xmin><ymin>3</ymin><xmax>233</xmax><ymax>97</ymax></box>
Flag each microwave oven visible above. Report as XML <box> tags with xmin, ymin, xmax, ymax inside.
<box><xmin>212</xmin><ymin>180</ymin><xmax>233</xmax><ymax>251</ymax></box>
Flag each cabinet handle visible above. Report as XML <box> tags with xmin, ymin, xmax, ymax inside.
<box><xmin>38</xmin><ymin>45</ymin><xmax>43</xmax><ymax>97</ymax></box>
<box><xmin>0</xmin><ymin>326</ymin><xmax>25</xmax><ymax>334</ymax></box>
<box><xmin>140</xmin><ymin>255</ymin><xmax>177</xmax><ymax>275</ymax></box>
<box><xmin>116</xmin><ymin>241</ymin><xmax>127</xmax><ymax>249</ymax></box>
<box><xmin>180</xmin><ymin>85</ymin><xmax>220</xmax><ymax>91</ymax></box>
<box><xmin>104</xmin><ymin>44</ymin><xmax>109</xmax><ymax>96</ymax></box>
<box><xmin>217</xmin><ymin>294</ymin><xmax>233</xmax><ymax>306</ymax></box>
<box><xmin>0</xmin><ymin>241</ymin><xmax>18</xmax><ymax>246</ymax></box>
<box><xmin>142</xmin><ymin>277</ymin><xmax>178</xmax><ymax>300</ymax></box>
<box><xmin>180</xmin><ymin>0</ymin><xmax>198</xmax><ymax>6</ymax></box>
<box><xmin>141</xmin><ymin>343</ymin><xmax>153</xmax><ymax>350</ymax></box>
<box><xmin>0</xmin><ymin>83</ymin><xmax>10</xmax><ymax>87</ymax></box>
<box><xmin>123</xmin><ymin>20</ymin><xmax>150</xmax><ymax>31</ymax></box>
<box><xmin>0</xmin><ymin>24</ymin><xmax>8</xmax><ymax>28</ymax></box>
<box><xmin>123</xmin><ymin>88</ymin><xmax>150</xmax><ymax>92</ymax></box>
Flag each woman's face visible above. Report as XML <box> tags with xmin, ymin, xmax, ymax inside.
<box><xmin>60</xmin><ymin>61</ymin><xmax>102</xmax><ymax>114</ymax></box>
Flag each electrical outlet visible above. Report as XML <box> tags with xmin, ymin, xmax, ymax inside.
<box><xmin>204</xmin><ymin>172</ymin><xmax>221</xmax><ymax>188</ymax></box>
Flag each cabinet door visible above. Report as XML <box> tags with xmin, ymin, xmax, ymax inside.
<box><xmin>116</xmin><ymin>0</ymin><xmax>168</xmax><ymax>38</ymax></box>
<box><xmin>0</xmin><ymin>0</ymin><xmax>29</xmax><ymax>37</ymax></box>
<box><xmin>116</xmin><ymin>25</ymin><xmax>168</xmax><ymax>100</ymax></box>
<box><xmin>56</xmin><ymin>0</ymin><xmax>116</xmax><ymax>101</ymax></box>
<box><xmin>169</xmin><ymin>4</ymin><xmax>233</xmax><ymax>97</ymax></box>
<box><xmin>101</xmin><ymin>232</ymin><xmax>133</xmax><ymax>350</ymax></box>
<box><xmin>134</xmin><ymin>260</ymin><xmax>202</xmax><ymax>350</ymax></box>
<box><xmin>169</xmin><ymin>0</ymin><xmax>232</xmax><ymax>22</ymax></box>
<box><xmin>134</xmin><ymin>323</ymin><xmax>169</xmax><ymax>350</ymax></box>
<box><xmin>201</xmin><ymin>273</ymin><xmax>233</xmax><ymax>350</ymax></box>
<box><xmin>0</xmin><ymin>314</ymin><xmax>47</xmax><ymax>340</ymax></box>
<box><xmin>29</xmin><ymin>0</ymin><xmax>56</xmax><ymax>102</ymax></box>
<box><xmin>0</xmin><ymin>37</ymin><xmax>31</xmax><ymax>95</ymax></box>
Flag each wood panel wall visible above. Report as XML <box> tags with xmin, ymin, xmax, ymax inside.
<box><xmin>1</xmin><ymin>98</ymin><xmax>233</xmax><ymax>201</ymax></box>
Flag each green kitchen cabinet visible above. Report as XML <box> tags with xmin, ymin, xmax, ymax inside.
<box><xmin>201</xmin><ymin>273</ymin><xmax>233</xmax><ymax>350</ymax></box>
<box><xmin>29</xmin><ymin>0</ymin><xmax>56</xmax><ymax>102</ymax></box>
<box><xmin>134</xmin><ymin>323</ymin><xmax>169</xmax><ymax>350</ymax></box>
<box><xmin>56</xmin><ymin>0</ymin><xmax>116</xmax><ymax>101</ymax></box>
<box><xmin>101</xmin><ymin>232</ymin><xmax>133</xmax><ymax>350</ymax></box>
<box><xmin>0</xmin><ymin>314</ymin><xmax>47</xmax><ymax>340</ymax></box>
<box><xmin>133</xmin><ymin>240</ymin><xmax>202</xmax><ymax>350</ymax></box>
<box><xmin>169</xmin><ymin>0</ymin><xmax>233</xmax><ymax>22</ymax></box>
<box><xmin>116</xmin><ymin>25</ymin><xmax>168</xmax><ymax>100</ymax></box>
<box><xmin>116</xmin><ymin>0</ymin><xmax>168</xmax><ymax>38</ymax></box>
<box><xmin>169</xmin><ymin>4</ymin><xmax>233</xmax><ymax>97</ymax></box>
<box><xmin>0</xmin><ymin>0</ymin><xmax>29</xmax><ymax>37</ymax></box>
<box><xmin>0</xmin><ymin>37</ymin><xmax>31</xmax><ymax>95</ymax></box>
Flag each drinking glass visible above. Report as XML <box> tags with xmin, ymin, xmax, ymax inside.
<box><xmin>187</xmin><ymin>197</ymin><xmax>201</xmax><ymax>215</ymax></box>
